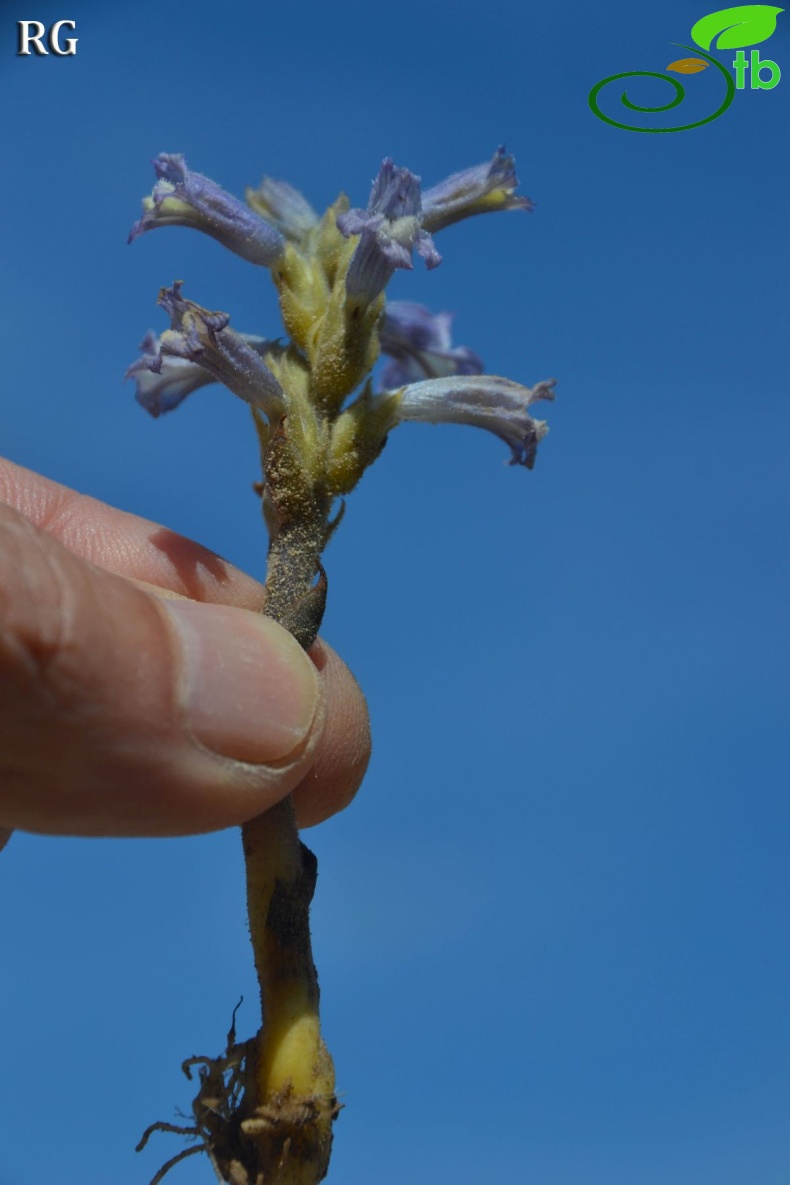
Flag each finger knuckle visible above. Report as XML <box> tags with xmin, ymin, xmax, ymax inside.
<box><xmin>0</xmin><ymin>508</ymin><xmax>92</xmax><ymax>705</ymax></box>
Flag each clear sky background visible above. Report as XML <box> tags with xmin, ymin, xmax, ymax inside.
<box><xmin>1</xmin><ymin>0</ymin><xmax>788</xmax><ymax>1182</ymax></box>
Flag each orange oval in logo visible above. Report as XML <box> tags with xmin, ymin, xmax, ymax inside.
<box><xmin>666</xmin><ymin>57</ymin><xmax>709</xmax><ymax>74</ymax></box>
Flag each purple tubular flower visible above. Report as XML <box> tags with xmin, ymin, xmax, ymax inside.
<box><xmin>396</xmin><ymin>374</ymin><xmax>556</xmax><ymax>468</ymax></box>
<box><xmin>337</xmin><ymin>159</ymin><xmax>441</xmax><ymax>304</ymax></box>
<box><xmin>246</xmin><ymin>177</ymin><xmax>319</xmax><ymax>243</ymax></box>
<box><xmin>128</xmin><ymin>154</ymin><xmax>286</xmax><ymax>267</ymax></box>
<box><xmin>125</xmin><ymin>331</ymin><xmax>215</xmax><ymax>417</ymax></box>
<box><xmin>378</xmin><ymin>301</ymin><xmax>484</xmax><ymax>389</ymax></box>
<box><xmin>126</xmin><ymin>330</ymin><xmax>282</xmax><ymax>418</ymax></box>
<box><xmin>130</xmin><ymin>282</ymin><xmax>285</xmax><ymax>422</ymax></box>
<box><xmin>420</xmin><ymin>146</ymin><xmax>534</xmax><ymax>234</ymax></box>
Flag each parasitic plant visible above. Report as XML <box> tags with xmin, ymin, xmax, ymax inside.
<box><xmin>127</xmin><ymin>147</ymin><xmax>554</xmax><ymax>1185</ymax></box>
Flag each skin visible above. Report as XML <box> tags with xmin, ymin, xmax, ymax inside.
<box><xmin>0</xmin><ymin>457</ymin><xmax>370</xmax><ymax>845</ymax></box>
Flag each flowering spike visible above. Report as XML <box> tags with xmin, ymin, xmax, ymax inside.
<box><xmin>153</xmin><ymin>282</ymin><xmax>285</xmax><ymax>422</ymax></box>
<box><xmin>337</xmin><ymin>159</ymin><xmax>441</xmax><ymax>304</ymax></box>
<box><xmin>379</xmin><ymin>301</ymin><xmax>484</xmax><ymax>389</ymax></box>
<box><xmin>421</xmin><ymin>146</ymin><xmax>534</xmax><ymax>233</ymax></box>
<box><xmin>395</xmin><ymin>374</ymin><xmax>555</xmax><ymax>468</ymax></box>
<box><xmin>129</xmin><ymin>154</ymin><xmax>286</xmax><ymax>267</ymax></box>
<box><xmin>246</xmin><ymin>177</ymin><xmax>319</xmax><ymax>243</ymax></box>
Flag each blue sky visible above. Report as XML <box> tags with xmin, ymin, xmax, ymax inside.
<box><xmin>1</xmin><ymin>0</ymin><xmax>788</xmax><ymax>1182</ymax></box>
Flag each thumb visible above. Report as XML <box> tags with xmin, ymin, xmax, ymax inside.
<box><xmin>0</xmin><ymin>503</ymin><xmax>323</xmax><ymax>836</ymax></box>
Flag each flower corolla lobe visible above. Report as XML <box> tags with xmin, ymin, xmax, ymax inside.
<box><xmin>337</xmin><ymin>159</ymin><xmax>441</xmax><ymax>304</ymax></box>
<box><xmin>125</xmin><ymin>331</ymin><xmax>215</xmax><ymax>417</ymax></box>
<box><xmin>128</xmin><ymin>282</ymin><xmax>284</xmax><ymax>423</ymax></box>
<box><xmin>379</xmin><ymin>301</ymin><xmax>484</xmax><ymax>388</ymax></box>
<box><xmin>395</xmin><ymin>374</ymin><xmax>555</xmax><ymax>468</ymax></box>
<box><xmin>421</xmin><ymin>146</ymin><xmax>534</xmax><ymax>233</ymax></box>
<box><xmin>129</xmin><ymin>154</ymin><xmax>286</xmax><ymax>267</ymax></box>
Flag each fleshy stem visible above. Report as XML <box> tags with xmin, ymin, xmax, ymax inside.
<box><xmin>240</xmin><ymin>799</ymin><xmax>336</xmax><ymax>1185</ymax></box>
<box><xmin>238</xmin><ymin>490</ymin><xmax>336</xmax><ymax>1184</ymax></box>
<box><xmin>135</xmin><ymin>495</ymin><xmax>338</xmax><ymax>1185</ymax></box>
<box><xmin>222</xmin><ymin>193</ymin><xmax>391</xmax><ymax>1177</ymax></box>
<box><xmin>183</xmin><ymin>204</ymin><xmax>399</xmax><ymax>1182</ymax></box>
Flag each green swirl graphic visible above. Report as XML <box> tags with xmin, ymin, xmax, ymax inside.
<box><xmin>588</xmin><ymin>43</ymin><xmax>736</xmax><ymax>132</ymax></box>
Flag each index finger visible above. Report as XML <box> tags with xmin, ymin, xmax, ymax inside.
<box><xmin>0</xmin><ymin>457</ymin><xmax>265</xmax><ymax>610</ymax></box>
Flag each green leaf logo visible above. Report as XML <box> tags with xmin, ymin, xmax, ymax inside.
<box><xmin>691</xmin><ymin>4</ymin><xmax>784</xmax><ymax>49</ymax></box>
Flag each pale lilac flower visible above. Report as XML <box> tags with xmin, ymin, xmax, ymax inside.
<box><xmin>129</xmin><ymin>154</ymin><xmax>285</xmax><ymax>267</ymax></box>
<box><xmin>379</xmin><ymin>301</ymin><xmax>484</xmax><ymax>389</ymax></box>
<box><xmin>246</xmin><ymin>177</ymin><xmax>319</xmax><ymax>243</ymax></box>
<box><xmin>126</xmin><ymin>330</ymin><xmax>282</xmax><ymax>418</ymax></box>
<box><xmin>125</xmin><ymin>331</ymin><xmax>214</xmax><ymax>417</ymax></box>
<box><xmin>337</xmin><ymin>159</ymin><xmax>441</xmax><ymax>303</ymax></box>
<box><xmin>421</xmin><ymin>146</ymin><xmax>534</xmax><ymax>234</ymax></box>
<box><xmin>129</xmin><ymin>282</ymin><xmax>285</xmax><ymax>422</ymax></box>
<box><xmin>395</xmin><ymin>374</ymin><xmax>555</xmax><ymax>468</ymax></box>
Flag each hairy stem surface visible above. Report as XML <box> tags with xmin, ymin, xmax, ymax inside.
<box><xmin>236</xmin><ymin>495</ymin><xmax>336</xmax><ymax>1184</ymax></box>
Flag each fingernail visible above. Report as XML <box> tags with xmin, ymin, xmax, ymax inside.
<box><xmin>163</xmin><ymin>600</ymin><xmax>319</xmax><ymax>764</ymax></box>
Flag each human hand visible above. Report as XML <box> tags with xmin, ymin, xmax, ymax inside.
<box><xmin>0</xmin><ymin>458</ymin><xmax>370</xmax><ymax>845</ymax></box>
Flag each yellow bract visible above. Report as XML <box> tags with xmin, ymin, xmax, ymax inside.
<box><xmin>327</xmin><ymin>387</ymin><xmax>402</xmax><ymax>496</ymax></box>
<box><xmin>261</xmin><ymin>194</ymin><xmax>395</xmax><ymax>502</ymax></box>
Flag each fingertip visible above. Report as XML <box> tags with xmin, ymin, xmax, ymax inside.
<box><xmin>293</xmin><ymin>640</ymin><xmax>371</xmax><ymax>828</ymax></box>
